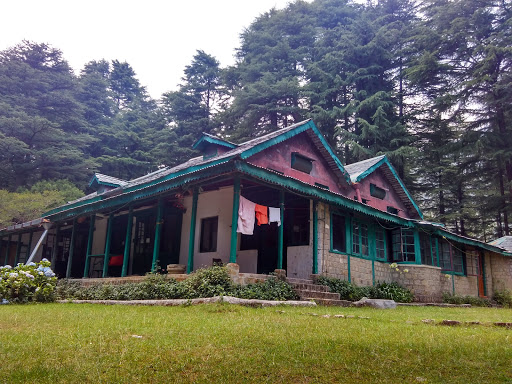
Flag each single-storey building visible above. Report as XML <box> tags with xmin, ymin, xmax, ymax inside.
<box><xmin>1</xmin><ymin>120</ymin><xmax>511</xmax><ymax>301</ymax></box>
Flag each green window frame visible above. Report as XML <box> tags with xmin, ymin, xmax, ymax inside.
<box><xmin>370</xmin><ymin>183</ymin><xmax>386</xmax><ymax>199</ymax></box>
<box><xmin>352</xmin><ymin>221</ymin><xmax>369</xmax><ymax>257</ymax></box>
<box><xmin>391</xmin><ymin>228</ymin><xmax>415</xmax><ymax>262</ymax></box>
<box><xmin>439</xmin><ymin>240</ymin><xmax>465</xmax><ymax>275</ymax></box>
<box><xmin>375</xmin><ymin>228</ymin><xmax>387</xmax><ymax>261</ymax></box>
<box><xmin>420</xmin><ymin>233</ymin><xmax>435</xmax><ymax>266</ymax></box>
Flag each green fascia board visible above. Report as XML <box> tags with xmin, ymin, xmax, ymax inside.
<box><xmin>355</xmin><ymin>156</ymin><xmax>424</xmax><ymax>219</ymax></box>
<box><xmin>45</xmin><ymin>160</ymin><xmax>237</xmax><ymax>221</ymax></box>
<box><xmin>192</xmin><ymin>135</ymin><xmax>237</xmax><ymax>151</ymax></box>
<box><xmin>43</xmin><ymin>157</ymin><xmax>233</xmax><ymax>217</ymax></box>
<box><xmin>236</xmin><ymin>162</ymin><xmax>414</xmax><ymax>227</ymax></box>
<box><xmin>428</xmin><ymin>226</ymin><xmax>511</xmax><ymax>256</ymax></box>
<box><xmin>239</xmin><ymin>120</ymin><xmax>352</xmax><ymax>185</ymax></box>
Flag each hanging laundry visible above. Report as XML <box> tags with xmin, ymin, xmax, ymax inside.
<box><xmin>237</xmin><ymin>196</ymin><xmax>256</xmax><ymax>235</ymax></box>
<box><xmin>269</xmin><ymin>207</ymin><xmax>281</xmax><ymax>226</ymax></box>
<box><xmin>255</xmin><ymin>204</ymin><xmax>268</xmax><ymax>226</ymax></box>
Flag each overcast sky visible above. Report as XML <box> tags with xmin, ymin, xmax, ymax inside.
<box><xmin>1</xmin><ymin>0</ymin><xmax>304</xmax><ymax>99</ymax></box>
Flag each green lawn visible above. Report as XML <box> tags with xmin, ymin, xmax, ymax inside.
<box><xmin>0</xmin><ymin>304</ymin><xmax>511</xmax><ymax>383</ymax></box>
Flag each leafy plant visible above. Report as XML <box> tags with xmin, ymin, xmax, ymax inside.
<box><xmin>232</xmin><ymin>277</ymin><xmax>299</xmax><ymax>301</ymax></box>
<box><xmin>442</xmin><ymin>292</ymin><xmax>491</xmax><ymax>307</ymax></box>
<box><xmin>492</xmin><ymin>289</ymin><xmax>512</xmax><ymax>308</ymax></box>
<box><xmin>315</xmin><ymin>276</ymin><xmax>414</xmax><ymax>303</ymax></box>
<box><xmin>0</xmin><ymin>260</ymin><xmax>57</xmax><ymax>303</ymax></box>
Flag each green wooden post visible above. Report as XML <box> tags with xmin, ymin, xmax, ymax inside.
<box><xmin>413</xmin><ymin>229</ymin><xmax>421</xmax><ymax>264</ymax></box>
<box><xmin>83</xmin><ymin>215</ymin><xmax>96</xmax><ymax>278</ymax></box>
<box><xmin>14</xmin><ymin>233</ymin><xmax>22</xmax><ymax>266</ymax></box>
<box><xmin>187</xmin><ymin>188</ymin><xmax>199</xmax><ymax>274</ymax></box>
<box><xmin>4</xmin><ymin>235</ymin><xmax>11</xmax><ymax>266</ymax></box>
<box><xmin>345</xmin><ymin>216</ymin><xmax>352</xmax><ymax>282</ymax></box>
<box><xmin>50</xmin><ymin>226</ymin><xmax>60</xmax><ymax>272</ymax></box>
<box><xmin>369</xmin><ymin>224</ymin><xmax>376</xmax><ymax>286</ymax></box>
<box><xmin>481</xmin><ymin>253</ymin><xmax>487</xmax><ymax>296</ymax></box>
<box><xmin>435</xmin><ymin>238</ymin><xmax>440</xmax><ymax>267</ymax></box>
<box><xmin>277</xmin><ymin>189</ymin><xmax>285</xmax><ymax>270</ymax></box>
<box><xmin>229</xmin><ymin>177</ymin><xmax>241</xmax><ymax>264</ymax></box>
<box><xmin>122</xmin><ymin>206</ymin><xmax>133</xmax><ymax>277</ymax></box>
<box><xmin>66</xmin><ymin>219</ymin><xmax>77</xmax><ymax>278</ymax></box>
<box><xmin>26</xmin><ymin>230</ymin><xmax>33</xmax><ymax>264</ymax></box>
<box><xmin>152</xmin><ymin>199</ymin><xmax>164</xmax><ymax>273</ymax></box>
<box><xmin>312</xmin><ymin>200</ymin><xmax>318</xmax><ymax>275</ymax></box>
<box><xmin>102</xmin><ymin>214</ymin><xmax>114</xmax><ymax>278</ymax></box>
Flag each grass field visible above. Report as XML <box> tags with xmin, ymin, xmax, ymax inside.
<box><xmin>1</xmin><ymin>303</ymin><xmax>511</xmax><ymax>383</ymax></box>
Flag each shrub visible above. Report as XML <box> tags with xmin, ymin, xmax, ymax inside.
<box><xmin>315</xmin><ymin>276</ymin><xmax>414</xmax><ymax>303</ymax></box>
<box><xmin>0</xmin><ymin>260</ymin><xmax>57</xmax><ymax>304</ymax></box>
<box><xmin>56</xmin><ymin>274</ymin><xmax>186</xmax><ymax>301</ymax></box>
<box><xmin>181</xmin><ymin>265</ymin><xmax>234</xmax><ymax>299</ymax></box>
<box><xmin>442</xmin><ymin>292</ymin><xmax>491</xmax><ymax>307</ymax></box>
<box><xmin>493</xmin><ymin>289</ymin><xmax>512</xmax><ymax>308</ymax></box>
<box><xmin>233</xmin><ymin>277</ymin><xmax>299</xmax><ymax>301</ymax></box>
<box><xmin>373</xmin><ymin>282</ymin><xmax>414</xmax><ymax>303</ymax></box>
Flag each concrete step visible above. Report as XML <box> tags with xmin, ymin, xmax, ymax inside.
<box><xmin>296</xmin><ymin>290</ymin><xmax>341</xmax><ymax>300</ymax></box>
<box><xmin>303</xmin><ymin>297</ymin><xmax>353</xmax><ymax>307</ymax></box>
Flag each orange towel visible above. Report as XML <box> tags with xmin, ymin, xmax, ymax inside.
<box><xmin>255</xmin><ymin>204</ymin><xmax>268</xmax><ymax>226</ymax></box>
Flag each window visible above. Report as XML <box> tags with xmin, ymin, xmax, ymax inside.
<box><xmin>375</xmin><ymin>228</ymin><xmax>386</xmax><ymax>260</ymax></box>
<box><xmin>370</xmin><ymin>183</ymin><xmax>386</xmax><ymax>199</ymax></box>
<box><xmin>387</xmin><ymin>206</ymin><xmax>398</xmax><ymax>215</ymax></box>
<box><xmin>331</xmin><ymin>213</ymin><xmax>346</xmax><ymax>252</ymax></box>
<box><xmin>391</xmin><ymin>228</ymin><xmax>416</xmax><ymax>262</ymax></box>
<box><xmin>315</xmin><ymin>182</ymin><xmax>329</xmax><ymax>190</ymax></box>
<box><xmin>291</xmin><ymin>152</ymin><xmax>313</xmax><ymax>174</ymax></box>
<box><xmin>200</xmin><ymin>217</ymin><xmax>218</xmax><ymax>253</ymax></box>
<box><xmin>465</xmin><ymin>250</ymin><xmax>479</xmax><ymax>276</ymax></box>
<box><xmin>352</xmin><ymin>221</ymin><xmax>369</xmax><ymax>257</ymax></box>
<box><xmin>420</xmin><ymin>233</ymin><xmax>434</xmax><ymax>266</ymax></box>
<box><xmin>439</xmin><ymin>240</ymin><xmax>465</xmax><ymax>275</ymax></box>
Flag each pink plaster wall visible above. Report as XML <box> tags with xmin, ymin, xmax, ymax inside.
<box><xmin>248</xmin><ymin>132</ymin><xmax>345</xmax><ymax>194</ymax></box>
<box><xmin>353</xmin><ymin>168</ymin><xmax>411</xmax><ymax>218</ymax></box>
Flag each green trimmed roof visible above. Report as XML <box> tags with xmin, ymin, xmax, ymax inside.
<box><xmin>192</xmin><ymin>133</ymin><xmax>237</xmax><ymax>151</ymax></box>
<box><xmin>44</xmin><ymin>120</ymin><xmax>351</xmax><ymax>217</ymax></box>
<box><xmin>89</xmin><ymin>173</ymin><xmax>128</xmax><ymax>189</ymax></box>
<box><xmin>345</xmin><ymin>155</ymin><xmax>423</xmax><ymax>219</ymax></box>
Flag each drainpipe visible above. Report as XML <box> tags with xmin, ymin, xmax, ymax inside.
<box><xmin>354</xmin><ymin>183</ymin><xmax>362</xmax><ymax>202</ymax></box>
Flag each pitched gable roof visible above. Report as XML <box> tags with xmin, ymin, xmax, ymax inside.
<box><xmin>89</xmin><ymin>173</ymin><xmax>128</xmax><ymax>189</ymax></box>
<box><xmin>345</xmin><ymin>155</ymin><xmax>423</xmax><ymax>219</ymax></box>
<box><xmin>192</xmin><ymin>132</ymin><xmax>237</xmax><ymax>151</ymax></box>
<box><xmin>44</xmin><ymin>120</ymin><xmax>350</xmax><ymax>217</ymax></box>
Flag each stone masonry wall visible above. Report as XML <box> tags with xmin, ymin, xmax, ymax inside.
<box><xmin>315</xmin><ymin>202</ymin><xmax>512</xmax><ymax>302</ymax></box>
<box><xmin>488</xmin><ymin>252</ymin><xmax>512</xmax><ymax>294</ymax></box>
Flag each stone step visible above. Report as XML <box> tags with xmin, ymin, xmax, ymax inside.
<box><xmin>303</xmin><ymin>297</ymin><xmax>353</xmax><ymax>307</ymax></box>
<box><xmin>290</xmin><ymin>283</ymin><xmax>331</xmax><ymax>292</ymax></box>
<box><xmin>295</xmin><ymin>290</ymin><xmax>341</xmax><ymax>300</ymax></box>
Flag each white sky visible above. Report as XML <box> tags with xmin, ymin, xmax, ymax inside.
<box><xmin>1</xmin><ymin>0</ymin><xmax>303</xmax><ymax>99</ymax></box>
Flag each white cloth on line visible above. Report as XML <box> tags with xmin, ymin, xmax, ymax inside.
<box><xmin>237</xmin><ymin>196</ymin><xmax>256</xmax><ymax>235</ymax></box>
<box><xmin>269</xmin><ymin>206</ymin><xmax>281</xmax><ymax>227</ymax></box>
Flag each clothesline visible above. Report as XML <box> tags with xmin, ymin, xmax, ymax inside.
<box><xmin>237</xmin><ymin>196</ymin><xmax>281</xmax><ymax>235</ymax></box>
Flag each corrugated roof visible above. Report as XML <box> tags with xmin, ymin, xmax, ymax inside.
<box><xmin>489</xmin><ymin>236</ymin><xmax>512</xmax><ymax>253</ymax></box>
<box><xmin>90</xmin><ymin>173</ymin><xmax>129</xmax><ymax>188</ymax></box>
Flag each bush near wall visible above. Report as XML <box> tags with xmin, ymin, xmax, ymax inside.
<box><xmin>315</xmin><ymin>276</ymin><xmax>414</xmax><ymax>303</ymax></box>
<box><xmin>56</xmin><ymin>266</ymin><xmax>299</xmax><ymax>302</ymax></box>
<box><xmin>0</xmin><ymin>260</ymin><xmax>57</xmax><ymax>304</ymax></box>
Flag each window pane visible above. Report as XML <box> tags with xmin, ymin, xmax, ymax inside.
<box><xmin>352</xmin><ymin>223</ymin><xmax>360</xmax><ymax>254</ymax></box>
<box><xmin>375</xmin><ymin>229</ymin><xmax>386</xmax><ymax>260</ymax></box>
<box><xmin>391</xmin><ymin>229</ymin><xmax>402</xmax><ymax>262</ymax></box>
<box><xmin>200</xmin><ymin>217</ymin><xmax>218</xmax><ymax>253</ymax></box>
<box><xmin>361</xmin><ymin>224</ymin><xmax>369</xmax><ymax>256</ymax></box>
<box><xmin>439</xmin><ymin>241</ymin><xmax>452</xmax><ymax>270</ymax></box>
<box><xmin>332</xmin><ymin>214</ymin><xmax>346</xmax><ymax>252</ymax></box>
<box><xmin>420</xmin><ymin>234</ymin><xmax>433</xmax><ymax>265</ymax></box>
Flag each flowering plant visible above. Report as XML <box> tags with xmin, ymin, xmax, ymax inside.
<box><xmin>389</xmin><ymin>263</ymin><xmax>409</xmax><ymax>275</ymax></box>
<box><xmin>0</xmin><ymin>259</ymin><xmax>57</xmax><ymax>304</ymax></box>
